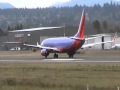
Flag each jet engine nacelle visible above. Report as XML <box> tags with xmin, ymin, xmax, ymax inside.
<box><xmin>41</xmin><ymin>49</ymin><xmax>49</xmax><ymax>56</ymax></box>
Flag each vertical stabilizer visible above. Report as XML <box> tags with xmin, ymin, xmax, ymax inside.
<box><xmin>74</xmin><ymin>9</ymin><xmax>86</xmax><ymax>38</ymax></box>
<box><xmin>112</xmin><ymin>32</ymin><xmax>117</xmax><ymax>45</ymax></box>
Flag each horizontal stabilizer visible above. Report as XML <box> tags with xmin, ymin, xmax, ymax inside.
<box><xmin>82</xmin><ymin>41</ymin><xmax>113</xmax><ymax>49</ymax></box>
<box><xmin>85</xmin><ymin>35</ymin><xmax>107</xmax><ymax>41</ymax></box>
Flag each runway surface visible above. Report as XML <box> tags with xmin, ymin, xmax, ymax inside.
<box><xmin>0</xmin><ymin>50</ymin><xmax>120</xmax><ymax>63</ymax></box>
<box><xmin>0</xmin><ymin>56</ymin><xmax>120</xmax><ymax>63</ymax></box>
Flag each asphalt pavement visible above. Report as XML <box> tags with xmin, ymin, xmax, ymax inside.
<box><xmin>0</xmin><ymin>50</ymin><xmax>120</xmax><ymax>63</ymax></box>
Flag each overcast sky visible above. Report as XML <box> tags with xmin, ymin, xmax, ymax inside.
<box><xmin>1</xmin><ymin>0</ymin><xmax>120</xmax><ymax>8</ymax></box>
<box><xmin>0</xmin><ymin>0</ymin><xmax>70</xmax><ymax>8</ymax></box>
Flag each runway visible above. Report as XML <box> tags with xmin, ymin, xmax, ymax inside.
<box><xmin>0</xmin><ymin>56</ymin><xmax>120</xmax><ymax>63</ymax></box>
<box><xmin>0</xmin><ymin>50</ymin><xmax>120</xmax><ymax>63</ymax></box>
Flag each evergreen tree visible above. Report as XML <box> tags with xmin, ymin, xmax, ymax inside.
<box><xmin>7</xmin><ymin>25</ymin><xmax>12</xmax><ymax>31</ymax></box>
<box><xmin>93</xmin><ymin>20</ymin><xmax>101</xmax><ymax>33</ymax></box>
<box><xmin>0</xmin><ymin>28</ymin><xmax>4</xmax><ymax>36</ymax></box>
<box><xmin>0</xmin><ymin>3</ymin><xmax>120</xmax><ymax>34</ymax></box>
<box><xmin>103</xmin><ymin>20</ymin><xmax>108</xmax><ymax>30</ymax></box>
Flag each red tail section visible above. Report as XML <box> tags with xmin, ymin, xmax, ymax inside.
<box><xmin>112</xmin><ymin>32</ymin><xmax>117</xmax><ymax>45</ymax></box>
<box><xmin>74</xmin><ymin>9</ymin><xmax>86</xmax><ymax>38</ymax></box>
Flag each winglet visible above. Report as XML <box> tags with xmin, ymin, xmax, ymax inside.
<box><xmin>37</xmin><ymin>42</ymin><xmax>39</xmax><ymax>46</ymax></box>
<box><xmin>74</xmin><ymin>9</ymin><xmax>86</xmax><ymax>38</ymax></box>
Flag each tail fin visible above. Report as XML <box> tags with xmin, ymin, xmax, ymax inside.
<box><xmin>74</xmin><ymin>9</ymin><xmax>86</xmax><ymax>38</ymax></box>
<box><xmin>112</xmin><ymin>32</ymin><xmax>117</xmax><ymax>45</ymax></box>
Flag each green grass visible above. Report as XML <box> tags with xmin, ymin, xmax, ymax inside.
<box><xmin>0</xmin><ymin>62</ymin><xmax>120</xmax><ymax>90</ymax></box>
<box><xmin>0</xmin><ymin>50</ymin><xmax>120</xmax><ymax>90</ymax></box>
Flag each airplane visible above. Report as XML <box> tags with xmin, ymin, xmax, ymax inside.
<box><xmin>111</xmin><ymin>33</ymin><xmax>120</xmax><ymax>49</ymax></box>
<box><xmin>112</xmin><ymin>44</ymin><xmax>120</xmax><ymax>49</ymax></box>
<box><xmin>23</xmin><ymin>9</ymin><xmax>114</xmax><ymax>58</ymax></box>
<box><xmin>112</xmin><ymin>43</ymin><xmax>120</xmax><ymax>49</ymax></box>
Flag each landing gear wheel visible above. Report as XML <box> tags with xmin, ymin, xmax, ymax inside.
<box><xmin>69</xmin><ymin>55</ymin><xmax>73</xmax><ymax>58</ymax></box>
<box><xmin>45</xmin><ymin>56</ymin><xmax>47</xmax><ymax>58</ymax></box>
<box><xmin>54</xmin><ymin>53</ymin><xmax>58</xmax><ymax>58</ymax></box>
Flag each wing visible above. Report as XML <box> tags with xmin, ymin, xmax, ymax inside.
<box><xmin>85</xmin><ymin>35</ymin><xmax>106</xmax><ymax>41</ymax></box>
<box><xmin>82</xmin><ymin>33</ymin><xmax>117</xmax><ymax>49</ymax></box>
<box><xmin>24</xmin><ymin>43</ymin><xmax>60</xmax><ymax>52</ymax></box>
<box><xmin>82</xmin><ymin>40</ymin><xmax>113</xmax><ymax>49</ymax></box>
<box><xmin>9</xmin><ymin>26</ymin><xmax>63</xmax><ymax>32</ymax></box>
<box><xmin>4</xmin><ymin>42</ymin><xmax>21</xmax><ymax>44</ymax></box>
<box><xmin>70</xmin><ymin>35</ymin><xmax>106</xmax><ymax>41</ymax></box>
<box><xmin>23</xmin><ymin>44</ymin><xmax>39</xmax><ymax>48</ymax></box>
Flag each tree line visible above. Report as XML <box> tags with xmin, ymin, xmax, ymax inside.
<box><xmin>0</xmin><ymin>2</ymin><xmax>120</xmax><ymax>36</ymax></box>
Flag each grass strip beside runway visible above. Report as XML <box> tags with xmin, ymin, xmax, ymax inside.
<box><xmin>0</xmin><ymin>62</ymin><xmax>120</xmax><ymax>90</ymax></box>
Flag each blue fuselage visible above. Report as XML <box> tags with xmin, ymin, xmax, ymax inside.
<box><xmin>41</xmin><ymin>37</ymin><xmax>85</xmax><ymax>53</ymax></box>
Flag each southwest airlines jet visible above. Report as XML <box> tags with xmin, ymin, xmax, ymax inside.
<box><xmin>23</xmin><ymin>9</ymin><xmax>113</xmax><ymax>58</ymax></box>
<box><xmin>9</xmin><ymin>9</ymin><xmax>114</xmax><ymax>58</ymax></box>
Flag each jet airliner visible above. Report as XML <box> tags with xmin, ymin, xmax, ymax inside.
<box><xmin>8</xmin><ymin>9</ymin><xmax>115</xmax><ymax>58</ymax></box>
<box><xmin>23</xmin><ymin>9</ymin><xmax>113</xmax><ymax>58</ymax></box>
<box><xmin>23</xmin><ymin>9</ymin><xmax>86</xmax><ymax>58</ymax></box>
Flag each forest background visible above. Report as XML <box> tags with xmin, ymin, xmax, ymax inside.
<box><xmin>0</xmin><ymin>2</ymin><xmax>120</xmax><ymax>36</ymax></box>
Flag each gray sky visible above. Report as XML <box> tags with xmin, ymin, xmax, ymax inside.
<box><xmin>0</xmin><ymin>0</ymin><xmax>70</xmax><ymax>8</ymax></box>
<box><xmin>0</xmin><ymin>0</ymin><xmax>120</xmax><ymax>8</ymax></box>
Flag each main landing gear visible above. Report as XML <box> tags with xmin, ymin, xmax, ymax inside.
<box><xmin>44</xmin><ymin>53</ymin><xmax>74</xmax><ymax>58</ymax></box>
<box><xmin>68</xmin><ymin>53</ymin><xmax>75</xmax><ymax>58</ymax></box>
<box><xmin>54</xmin><ymin>53</ymin><xmax>58</xmax><ymax>58</ymax></box>
<box><xmin>45</xmin><ymin>55</ymin><xmax>48</xmax><ymax>59</ymax></box>
<box><xmin>69</xmin><ymin>54</ymin><xmax>73</xmax><ymax>58</ymax></box>
<box><xmin>53</xmin><ymin>53</ymin><xmax>74</xmax><ymax>58</ymax></box>
<box><xmin>44</xmin><ymin>53</ymin><xmax>58</xmax><ymax>58</ymax></box>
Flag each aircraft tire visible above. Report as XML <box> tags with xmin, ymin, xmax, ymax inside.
<box><xmin>56</xmin><ymin>54</ymin><xmax>58</xmax><ymax>58</ymax></box>
<box><xmin>69</xmin><ymin>54</ymin><xmax>73</xmax><ymax>58</ymax></box>
<box><xmin>45</xmin><ymin>56</ymin><xmax>47</xmax><ymax>58</ymax></box>
<box><xmin>54</xmin><ymin>54</ymin><xmax>58</xmax><ymax>58</ymax></box>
